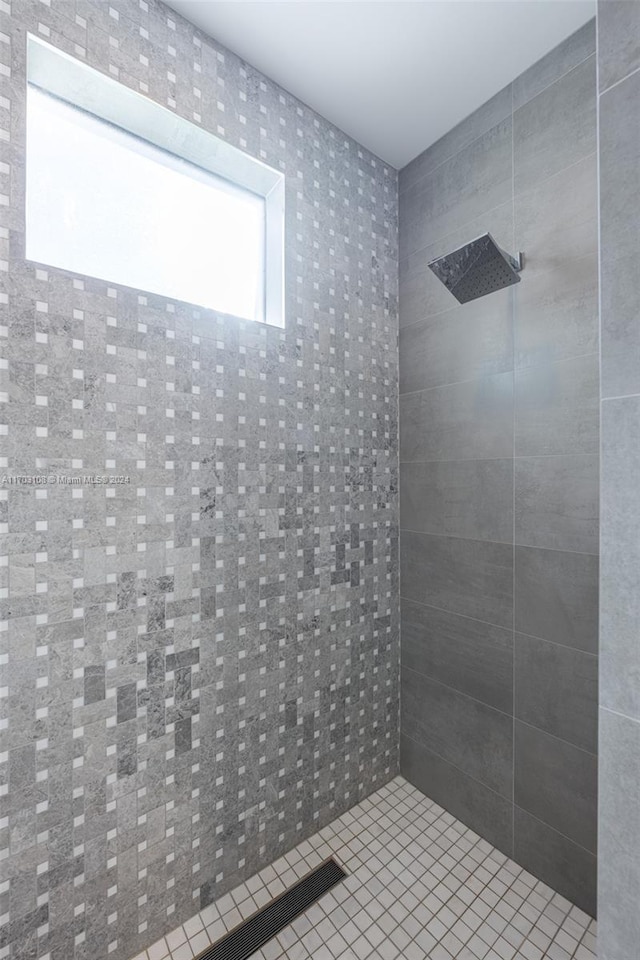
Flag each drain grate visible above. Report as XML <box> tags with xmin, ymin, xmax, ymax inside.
<box><xmin>194</xmin><ymin>858</ymin><xmax>347</xmax><ymax>960</ymax></box>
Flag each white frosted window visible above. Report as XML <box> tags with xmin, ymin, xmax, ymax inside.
<box><xmin>26</xmin><ymin>86</ymin><xmax>267</xmax><ymax>322</ymax></box>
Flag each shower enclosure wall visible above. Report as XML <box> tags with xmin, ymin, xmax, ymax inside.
<box><xmin>597</xmin><ymin>1</ymin><xmax>640</xmax><ymax>956</ymax></box>
<box><xmin>399</xmin><ymin>20</ymin><xmax>599</xmax><ymax>916</ymax></box>
<box><xmin>0</xmin><ymin>5</ymin><xmax>399</xmax><ymax>959</ymax></box>
<box><xmin>5</xmin><ymin>4</ymin><xmax>633</xmax><ymax>960</ymax></box>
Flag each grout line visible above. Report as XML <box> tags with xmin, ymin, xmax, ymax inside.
<box><xmin>515</xmin><ymin>715</ymin><xmax>598</xmax><ymax>761</ymax></box>
<box><xmin>399</xmin><ymin>347</ymin><xmax>600</xmax><ymax>402</ymax></box>
<box><xmin>155</xmin><ymin>774</ymin><xmax>596</xmax><ymax>960</ymax></box>
<box><xmin>400</xmin><ymin>38</ymin><xmax>596</xmax><ymax>202</ymax></box>
<box><xmin>513</xmin><ymin>49</ymin><xmax>597</xmax><ymax>117</ymax></box>
<box><xmin>399</xmin><ymin>526</ymin><xmax>599</xmax><ymax>559</ymax></box>
<box><xmin>398</xmin><ymin>371</ymin><xmax>514</xmax><ymax>398</ymax></box>
<box><xmin>402</xmin><ymin>662</ymin><xmax>514</xmax><ymax>721</ymax></box>
<box><xmin>598</xmin><ymin>59</ymin><xmax>640</xmax><ymax>96</ymax></box>
<box><xmin>399</xmin><ymin>99</ymin><xmax>513</xmax><ymax>197</ymax></box>
<box><xmin>400</xmin><ymin>526</ymin><xmax>513</xmax><ymax>547</ymax></box>
<box><xmin>514</xmin><ymin>627</ymin><xmax>598</xmax><ymax>659</ymax></box>
<box><xmin>599</xmin><ymin>704</ymin><xmax>640</xmax><ymax>727</ymax></box>
<box><xmin>400</xmin><ymin>595</ymin><xmax>512</xmax><ymax>634</ymax></box>
<box><xmin>513</xmin><ymin>804</ymin><xmax>598</xmax><ymax>860</ymax></box>
<box><xmin>400</xmin><ymin>456</ymin><xmax>513</xmax><ymax>464</ymax></box>
<box><xmin>601</xmin><ymin>391</ymin><xmax>640</xmax><ymax>403</ymax></box>
<box><xmin>401</xmin><ymin>150</ymin><xmax>597</xmax><ymax>266</ymax></box>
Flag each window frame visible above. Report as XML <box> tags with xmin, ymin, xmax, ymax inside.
<box><xmin>26</xmin><ymin>34</ymin><xmax>286</xmax><ymax>328</ymax></box>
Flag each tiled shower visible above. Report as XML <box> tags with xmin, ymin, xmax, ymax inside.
<box><xmin>1</xmin><ymin>3</ymin><xmax>638</xmax><ymax>960</ymax></box>
<box><xmin>399</xmin><ymin>22</ymin><xmax>598</xmax><ymax>917</ymax></box>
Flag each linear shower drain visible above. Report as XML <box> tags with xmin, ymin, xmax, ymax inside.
<box><xmin>194</xmin><ymin>857</ymin><xmax>347</xmax><ymax>960</ymax></box>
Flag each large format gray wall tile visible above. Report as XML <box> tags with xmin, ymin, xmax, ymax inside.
<box><xmin>512</xmin><ymin>18</ymin><xmax>595</xmax><ymax>110</ymax></box>
<box><xmin>514</xmin><ymin>155</ymin><xmax>598</xmax><ymax>262</ymax></box>
<box><xmin>402</xmin><ymin>668</ymin><xmax>513</xmax><ymax>797</ymax></box>
<box><xmin>399</xmin><ymin>117</ymin><xmax>512</xmax><ymax>260</ymax></box>
<box><xmin>515</xmin><ymin>354</ymin><xmax>599</xmax><ymax>457</ymax></box>
<box><xmin>401</xmin><ymin>531</ymin><xmax>513</xmax><ymax>628</ymax></box>
<box><xmin>399</xmin><ymin>84</ymin><xmax>513</xmax><ymax>196</ymax></box>
<box><xmin>598</xmin><ymin>0</ymin><xmax>640</xmax><ymax>92</ymax></box>
<box><xmin>514</xmin><ymin>720</ymin><xmax>597</xmax><ymax>853</ymax></box>
<box><xmin>515</xmin><ymin>633</ymin><xmax>598</xmax><ymax>753</ymax></box>
<box><xmin>513</xmin><ymin>249</ymin><xmax>598</xmax><ymax>369</ymax></box>
<box><xmin>401</xmin><ymin>599</ymin><xmax>513</xmax><ymax>713</ymax></box>
<box><xmin>400</xmin><ymin>459</ymin><xmax>512</xmax><ymax>542</ymax></box>
<box><xmin>515</xmin><ymin>546</ymin><xmax>598</xmax><ymax>654</ymax></box>
<box><xmin>1</xmin><ymin>4</ymin><xmax>399</xmax><ymax>959</ymax></box>
<box><xmin>400</xmin><ymin>734</ymin><xmax>514</xmax><ymax>854</ymax></box>
<box><xmin>400</xmin><ymin>21</ymin><xmax>599</xmax><ymax>914</ymax></box>
<box><xmin>515</xmin><ymin>454</ymin><xmax>599</xmax><ymax>555</ymax></box>
<box><xmin>600</xmin><ymin>396</ymin><xmax>640</xmax><ymax>721</ymax></box>
<box><xmin>598</xmin><ymin>708</ymin><xmax>640</xmax><ymax>960</ymax></box>
<box><xmin>513</xmin><ymin>55</ymin><xmax>596</xmax><ymax>195</ymax></box>
<box><xmin>514</xmin><ymin>806</ymin><xmax>597</xmax><ymax>916</ymax></box>
<box><xmin>597</xmin><ymin>3</ymin><xmax>640</xmax><ymax>949</ymax></box>
<box><xmin>599</xmin><ymin>68</ymin><xmax>640</xmax><ymax>399</ymax></box>
<box><xmin>399</xmin><ymin>373</ymin><xmax>514</xmax><ymax>463</ymax></box>
<box><xmin>399</xmin><ymin>294</ymin><xmax>513</xmax><ymax>394</ymax></box>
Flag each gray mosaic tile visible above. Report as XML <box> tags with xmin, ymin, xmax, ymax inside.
<box><xmin>0</xmin><ymin>2</ymin><xmax>399</xmax><ymax>959</ymax></box>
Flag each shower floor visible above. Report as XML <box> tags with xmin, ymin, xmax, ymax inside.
<box><xmin>130</xmin><ymin>776</ymin><xmax>597</xmax><ymax>960</ymax></box>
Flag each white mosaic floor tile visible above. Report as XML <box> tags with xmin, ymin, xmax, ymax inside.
<box><xmin>129</xmin><ymin>777</ymin><xmax>597</xmax><ymax>960</ymax></box>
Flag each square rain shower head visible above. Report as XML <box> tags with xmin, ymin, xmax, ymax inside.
<box><xmin>428</xmin><ymin>232</ymin><xmax>523</xmax><ymax>304</ymax></box>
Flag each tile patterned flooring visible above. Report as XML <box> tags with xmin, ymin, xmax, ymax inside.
<box><xmin>129</xmin><ymin>776</ymin><xmax>598</xmax><ymax>960</ymax></box>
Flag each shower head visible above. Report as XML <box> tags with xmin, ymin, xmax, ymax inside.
<box><xmin>428</xmin><ymin>232</ymin><xmax>523</xmax><ymax>304</ymax></box>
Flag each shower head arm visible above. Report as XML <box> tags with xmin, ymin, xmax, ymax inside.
<box><xmin>499</xmin><ymin>246</ymin><xmax>523</xmax><ymax>272</ymax></box>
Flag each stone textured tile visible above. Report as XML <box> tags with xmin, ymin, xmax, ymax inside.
<box><xmin>398</xmin><ymin>16</ymin><xmax>599</xmax><ymax>955</ymax></box>
<box><xmin>399</xmin><ymin>84</ymin><xmax>513</xmax><ymax>194</ymax></box>
<box><xmin>401</xmin><ymin>531</ymin><xmax>513</xmax><ymax>629</ymax></box>
<box><xmin>514</xmin><ymin>806</ymin><xmax>597</xmax><ymax>918</ymax></box>
<box><xmin>514</xmin><ymin>546</ymin><xmax>598</xmax><ymax>655</ymax></box>
<box><xmin>598</xmin><ymin>708</ymin><xmax>640</xmax><ymax>960</ymax></box>
<box><xmin>512</xmin><ymin>18</ymin><xmax>596</xmax><ymax>110</ymax></box>
<box><xmin>400</xmin><ymin>737</ymin><xmax>514</xmax><ymax>855</ymax></box>
<box><xmin>0</xmin><ymin>3</ymin><xmax>399</xmax><ymax>960</ymax></box>
<box><xmin>598</xmin><ymin>13</ymin><xmax>640</xmax><ymax>957</ymax></box>
<box><xmin>598</xmin><ymin>0</ymin><xmax>640</xmax><ymax>92</ymax></box>
<box><xmin>514</xmin><ymin>633</ymin><xmax>598</xmax><ymax>754</ymax></box>
<box><xmin>514</xmin><ymin>55</ymin><xmax>596</xmax><ymax>196</ymax></box>
<box><xmin>514</xmin><ymin>454</ymin><xmax>599</xmax><ymax>555</ymax></box>
<box><xmin>514</xmin><ymin>721</ymin><xmax>597</xmax><ymax>853</ymax></box>
<box><xmin>399</xmin><ymin>373</ymin><xmax>513</xmax><ymax>463</ymax></box>
<box><xmin>514</xmin><ymin>154</ymin><xmax>598</xmax><ymax>265</ymax></box>
<box><xmin>402</xmin><ymin>668</ymin><xmax>513</xmax><ymax>798</ymax></box>
<box><xmin>399</xmin><ymin>117</ymin><xmax>512</xmax><ymax>260</ymax></box>
<box><xmin>400</xmin><ymin>459</ymin><xmax>512</xmax><ymax>543</ymax></box>
<box><xmin>515</xmin><ymin>353</ymin><xmax>599</xmax><ymax>457</ymax></box>
<box><xmin>600</xmin><ymin>396</ymin><xmax>640</xmax><ymax>720</ymax></box>
<box><xmin>513</xmin><ymin>249</ymin><xmax>598</xmax><ymax>369</ymax></box>
<box><xmin>401</xmin><ymin>599</ymin><xmax>513</xmax><ymax>714</ymax></box>
<box><xmin>399</xmin><ymin>292</ymin><xmax>513</xmax><ymax>394</ymax></box>
<box><xmin>599</xmin><ymin>67</ymin><xmax>640</xmax><ymax>399</ymax></box>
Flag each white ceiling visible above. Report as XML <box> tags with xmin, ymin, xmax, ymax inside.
<box><xmin>164</xmin><ymin>0</ymin><xmax>594</xmax><ymax>169</ymax></box>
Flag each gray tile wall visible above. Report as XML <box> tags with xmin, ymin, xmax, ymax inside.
<box><xmin>0</xmin><ymin>2</ymin><xmax>399</xmax><ymax>959</ymax></box>
<box><xmin>597</xmin><ymin>2</ymin><xmax>640</xmax><ymax>956</ymax></box>
<box><xmin>398</xmin><ymin>20</ymin><xmax>599</xmax><ymax>916</ymax></box>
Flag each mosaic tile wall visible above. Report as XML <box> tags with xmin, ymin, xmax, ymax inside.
<box><xmin>0</xmin><ymin>3</ymin><xmax>400</xmax><ymax>959</ymax></box>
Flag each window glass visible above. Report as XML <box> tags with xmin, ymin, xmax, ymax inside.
<box><xmin>26</xmin><ymin>86</ymin><xmax>266</xmax><ymax>322</ymax></box>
